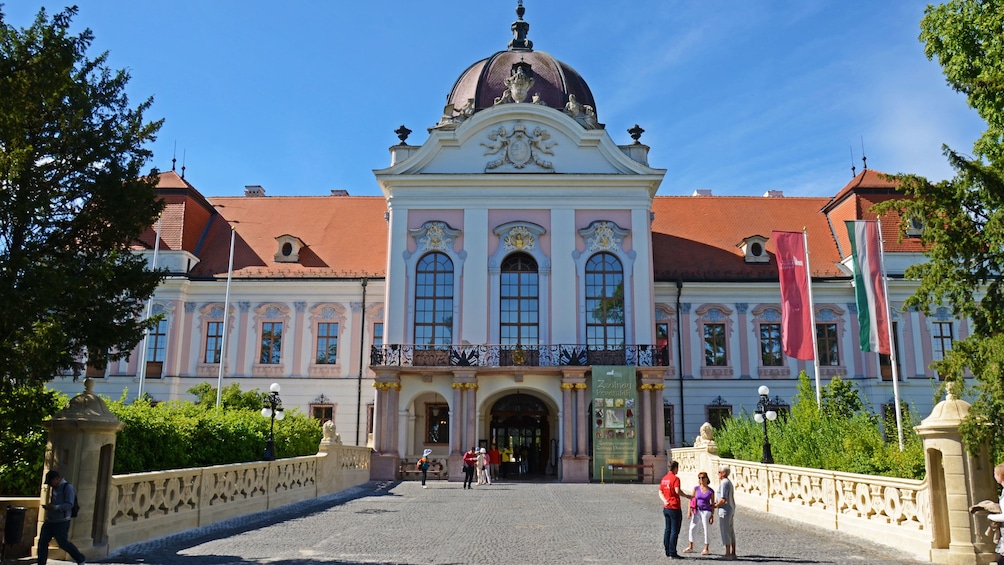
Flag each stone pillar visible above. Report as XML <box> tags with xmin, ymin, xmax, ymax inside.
<box><xmin>561</xmin><ymin>383</ymin><xmax>574</xmax><ymax>457</ymax></box>
<box><xmin>639</xmin><ymin>369</ymin><xmax>668</xmax><ymax>482</ymax></box>
<box><xmin>559</xmin><ymin>369</ymin><xmax>589</xmax><ymax>482</ymax></box>
<box><xmin>36</xmin><ymin>378</ymin><xmax>124</xmax><ymax>560</ymax></box>
<box><xmin>369</xmin><ymin>375</ymin><xmax>401</xmax><ymax>481</ymax></box>
<box><xmin>914</xmin><ymin>387</ymin><xmax>998</xmax><ymax>565</ymax></box>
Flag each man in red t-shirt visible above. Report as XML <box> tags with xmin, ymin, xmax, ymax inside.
<box><xmin>487</xmin><ymin>444</ymin><xmax>501</xmax><ymax>481</ymax></box>
<box><xmin>659</xmin><ymin>460</ymin><xmax>684</xmax><ymax>559</ymax></box>
<box><xmin>462</xmin><ymin>447</ymin><xmax>478</xmax><ymax>489</ymax></box>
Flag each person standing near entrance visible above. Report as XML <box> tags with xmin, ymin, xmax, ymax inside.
<box><xmin>488</xmin><ymin>443</ymin><xmax>501</xmax><ymax>481</ymax></box>
<box><xmin>715</xmin><ymin>465</ymin><xmax>737</xmax><ymax>560</ymax></box>
<box><xmin>658</xmin><ymin>460</ymin><xmax>684</xmax><ymax>559</ymax></box>
<box><xmin>477</xmin><ymin>448</ymin><xmax>491</xmax><ymax>485</ymax></box>
<box><xmin>38</xmin><ymin>470</ymin><xmax>86</xmax><ymax>565</ymax></box>
<box><xmin>462</xmin><ymin>447</ymin><xmax>478</xmax><ymax>489</ymax></box>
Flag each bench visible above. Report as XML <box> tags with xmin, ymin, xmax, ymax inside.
<box><xmin>399</xmin><ymin>458</ymin><xmax>448</xmax><ymax>481</ymax></box>
<box><xmin>606</xmin><ymin>463</ymin><xmax>656</xmax><ymax>483</ymax></box>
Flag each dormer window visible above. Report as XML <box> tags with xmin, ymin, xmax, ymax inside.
<box><xmin>738</xmin><ymin>235</ymin><xmax>770</xmax><ymax>264</ymax></box>
<box><xmin>905</xmin><ymin>215</ymin><xmax>924</xmax><ymax>238</ymax></box>
<box><xmin>274</xmin><ymin>234</ymin><xmax>305</xmax><ymax>263</ymax></box>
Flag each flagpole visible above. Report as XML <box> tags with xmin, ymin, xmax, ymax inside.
<box><xmin>876</xmin><ymin>220</ymin><xmax>904</xmax><ymax>450</ymax></box>
<box><xmin>137</xmin><ymin>214</ymin><xmax>162</xmax><ymax>401</ymax></box>
<box><xmin>802</xmin><ymin>229</ymin><xmax>822</xmax><ymax>407</ymax></box>
<box><xmin>216</xmin><ymin>228</ymin><xmax>236</xmax><ymax>408</ymax></box>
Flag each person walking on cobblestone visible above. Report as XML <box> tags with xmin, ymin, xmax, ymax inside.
<box><xmin>417</xmin><ymin>449</ymin><xmax>433</xmax><ymax>488</ymax></box>
<box><xmin>488</xmin><ymin>443</ymin><xmax>501</xmax><ymax>481</ymax></box>
<box><xmin>659</xmin><ymin>460</ymin><xmax>684</xmax><ymax>559</ymax></box>
<box><xmin>463</xmin><ymin>447</ymin><xmax>478</xmax><ymax>489</ymax></box>
<box><xmin>715</xmin><ymin>465</ymin><xmax>737</xmax><ymax>560</ymax></box>
<box><xmin>37</xmin><ymin>470</ymin><xmax>86</xmax><ymax>565</ymax></box>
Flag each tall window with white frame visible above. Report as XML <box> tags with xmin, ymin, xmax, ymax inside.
<box><xmin>373</xmin><ymin>323</ymin><xmax>384</xmax><ymax>348</ymax></box>
<box><xmin>879</xmin><ymin>322</ymin><xmax>901</xmax><ymax>381</ymax></box>
<box><xmin>655</xmin><ymin>322</ymin><xmax>670</xmax><ymax>366</ymax></box>
<box><xmin>315</xmin><ymin>322</ymin><xmax>338</xmax><ymax>364</ymax></box>
<box><xmin>500</xmin><ymin>253</ymin><xmax>539</xmax><ymax>345</ymax></box>
<box><xmin>759</xmin><ymin>322</ymin><xmax>783</xmax><ymax>366</ymax></box>
<box><xmin>816</xmin><ymin>323</ymin><xmax>839</xmax><ymax>366</ymax></box>
<box><xmin>414</xmin><ymin>252</ymin><xmax>454</xmax><ymax>347</ymax></box>
<box><xmin>146</xmin><ymin>318</ymin><xmax>168</xmax><ymax>378</ymax></box>
<box><xmin>932</xmin><ymin>321</ymin><xmax>953</xmax><ymax>379</ymax></box>
<box><xmin>704</xmin><ymin>323</ymin><xmax>727</xmax><ymax>366</ymax></box>
<box><xmin>205</xmin><ymin>321</ymin><xmax>223</xmax><ymax>364</ymax></box>
<box><xmin>585</xmin><ymin>252</ymin><xmax>624</xmax><ymax>348</ymax></box>
<box><xmin>260</xmin><ymin>322</ymin><xmax>283</xmax><ymax>364</ymax></box>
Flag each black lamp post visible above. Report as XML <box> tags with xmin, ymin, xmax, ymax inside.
<box><xmin>753</xmin><ymin>385</ymin><xmax>778</xmax><ymax>464</ymax></box>
<box><xmin>261</xmin><ymin>382</ymin><xmax>284</xmax><ymax>461</ymax></box>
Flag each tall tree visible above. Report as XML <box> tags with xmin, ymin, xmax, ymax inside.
<box><xmin>875</xmin><ymin>0</ymin><xmax>1004</xmax><ymax>461</ymax></box>
<box><xmin>1</xmin><ymin>6</ymin><xmax>163</xmax><ymax>414</ymax></box>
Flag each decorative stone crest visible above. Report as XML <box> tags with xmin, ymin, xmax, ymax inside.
<box><xmin>579</xmin><ymin>221</ymin><xmax>629</xmax><ymax>253</ymax></box>
<box><xmin>503</xmin><ymin>225</ymin><xmax>536</xmax><ymax>251</ymax></box>
<box><xmin>481</xmin><ymin>122</ymin><xmax>556</xmax><ymax>171</ymax></box>
<box><xmin>409</xmin><ymin>221</ymin><xmax>461</xmax><ymax>253</ymax></box>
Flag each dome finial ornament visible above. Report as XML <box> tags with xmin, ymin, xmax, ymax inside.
<box><xmin>395</xmin><ymin>125</ymin><xmax>412</xmax><ymax>146</ymax></box>
<box><xmin>628</xmin><ymin>124</ymin><xmax>645</xmax><ymax>144</ymax></box>
<box><xmin>508</xmin><ymin>1</ymin><xmax>533</xmax><ymax>51</ymax></box>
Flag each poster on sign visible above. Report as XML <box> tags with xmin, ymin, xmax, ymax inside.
<box><xmin>591</xmin><ymin>366</ymin><xmax>638</xmax><ymax>480</ymax></box>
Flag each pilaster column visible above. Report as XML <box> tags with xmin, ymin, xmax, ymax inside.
<box><xmin>388</xmin><ymin>383</ymin><xmax>401</xmax><ymax>454</ymax></box>
<box><xmin>574</xmin><ymin>384</ymin><xmax>587</xmax><ymax>456</ymax></box>
<box><xmin>640</xmin><ymin>383</ymin><xmax>652</xmax><ymax>456</ymax></box>
<box><xmin>466</xmin><ymin>384</ymin><xmax>478</xmax><ymax>449</ymax></box>
<box><xmin>561</xmin><ymin>383</ymin><xmax>574</xmax><ymax>456</ymax></box>
<box><xmin>450</xmin><ymin>382</ymin><xmax>463</xmax><ymax>456</ymax></box>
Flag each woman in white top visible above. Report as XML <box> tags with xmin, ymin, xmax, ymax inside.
<box><xmin>989</xmin><ymin>463</ymin><xmax>1004</xmax><ymax>565</ymax></box>
<box><xmin>477</xmin><ymin>448</ymin><xmax>491</xmax><ymax>485</ymax></box>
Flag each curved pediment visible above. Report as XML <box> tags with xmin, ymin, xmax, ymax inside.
<box><xmin>374</xmin><ymin>104</ymin><xmax>664</xmax><ymax>178</ymax></box>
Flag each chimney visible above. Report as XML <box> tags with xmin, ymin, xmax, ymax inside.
<box><xmin>244</xmin><ymin>185</ymin><xmax>265</xmax><ymax>197</ymax></box>
<box><xmin>763</xmin><ymin>190</ymin><xmax>784</xmax><ymax>198</ymax></box>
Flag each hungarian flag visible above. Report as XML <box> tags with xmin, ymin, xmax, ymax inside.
<box><xmin>772</xmin><ymin>231</ymin><xmax>814</xmax><ymax>360</ymax></box>
<box><xmin>845</xmin><ymin>220</ymin><xmax>890</xmax><ymax>354</ymax></box>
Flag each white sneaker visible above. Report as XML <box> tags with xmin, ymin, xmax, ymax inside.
<box><xmin>422</xmin><ymin>485</ymin><xmax>427</xmax><ymax>488</ymax></box>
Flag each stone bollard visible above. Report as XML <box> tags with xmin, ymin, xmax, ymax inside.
<box><xmin>915</xmin><ymin>385</ymin><xmax>998</xmax><ymax>565</ymax></box>
<box><xmin>36</xmin><ymin>377</ymin><xmax>124</xmax><ymax>560</ymax></box>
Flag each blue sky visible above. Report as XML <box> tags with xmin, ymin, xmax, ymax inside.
<box><xmin>5</xmin><ymin>1</ymin><xmax>987</xmax><ymax>198</ymax></box>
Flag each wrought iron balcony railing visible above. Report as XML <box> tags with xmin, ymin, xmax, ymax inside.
<box><xmin>369</xmin><ymin>344</ymin><xmax>671</xmax><ymax>368</ymax></box>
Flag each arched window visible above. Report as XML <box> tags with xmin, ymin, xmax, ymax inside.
<box><xmin>414</xmin><ymin>252</ymin><xmax>454</xmax><ymax>346</ymax></box>
<box><xmin>585</xmin><ymin>252</ymin><xmax>624</xmax><ymax>348</ymax></box>
<box><xmin>500</xmin><ymin>253</ymin><xmax>539</xmax><ymax>345</ymax></box>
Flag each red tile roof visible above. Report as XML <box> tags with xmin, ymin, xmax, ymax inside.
<box><xmin>191</xmin><ymin>195</ymin><xmax>388</xmax><ymax>278</ymax></box>
<box><xmin>651</xmin><ymin>196</ymin><xmax>843</xmax><ymax>281</ymax></box>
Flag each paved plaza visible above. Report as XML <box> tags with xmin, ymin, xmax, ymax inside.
<box><xmin>46</xmin><ymin>479</ymin><xmax>929</xmax><ymax>565</ymax></box>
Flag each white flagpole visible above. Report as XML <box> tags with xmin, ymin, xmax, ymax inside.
<box><xmin>876</xmin><ymin>220</ymin><xmax>904</xmax><ymax>450</ymax></box>
<box><xmin>216</xmin><ymin>228</ymin><xmax>236</xmax><ymax>408</ymax></box>
<box><xmin>137</xmin><ymin>215</ymin><xmax>162</xmax><ymax>400</ymax></box>
<box><xmin>803</xmin><ymin>229</ymin><xmax>822</xmax><ymax>407</ymax></box>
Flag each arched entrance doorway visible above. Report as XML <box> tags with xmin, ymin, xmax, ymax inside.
<box><xmin>488</xmin><ymin>393</ymin><xmax>551</xmax><ymax>478</ymax></box>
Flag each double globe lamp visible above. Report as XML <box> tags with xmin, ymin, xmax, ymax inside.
<box><xmin>753</xmin><ymin>385</ymin><xmax>778</xmax><ymax>464</ymax></box>
<box><xmin>261</xmin><ymin>382</ymin><xmax>285</xmax><ymax>461</ymax></box>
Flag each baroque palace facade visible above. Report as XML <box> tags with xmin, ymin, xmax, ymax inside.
<box><xmin>57</xmin><ymin>5</ymin><xmax>963</xmax><ymax>481</ymax></box>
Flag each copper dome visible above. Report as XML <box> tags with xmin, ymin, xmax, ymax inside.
<box><xmin>442</xmin><ymin>2</ymin><xmax>597</xmax><ymax>122</ymax></box>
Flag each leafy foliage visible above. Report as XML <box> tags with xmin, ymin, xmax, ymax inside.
<box><xmin>108</xmin><ymin>386</ymin><xmax>323</xmax><ymax>474</ymax></box>
<box><xmin>0</xmin><ymin>384</ymin><xmax>65</xmax><ymax>495</ymax></box>
<box><xmin>715</xmin><ymin>373</ymin><xmax>925</xmax><ymax>479</ymax></box>
<box><xmin>0</xmin><ymin>6</ymin><xmax>164</xmax><ymax>388</ymax></box>
<box><xmin>868</xmin><ymin>0</ymin><xmax>1004</xmax><ymax>463</ymax></box>
<box><xmin>188</xmin><ymin>382</ymin><xmax>267</xmax><ymax>411</ymax></box>
<box><xmin>920</xmin><ymin>0</ymin><xmax>1004</xmax><ymax>163</ymax></box>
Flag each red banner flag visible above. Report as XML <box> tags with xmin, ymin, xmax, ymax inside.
<box><xmin>772</xmin><ymin>231</ymin><xmax>814</xmax><ymax>360</ymax></box>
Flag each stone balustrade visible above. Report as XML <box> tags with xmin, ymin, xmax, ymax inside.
<box><xmin>673</xmin><ymin>446</ymin><xmax>930</xmax><ymax>560</ymax></box>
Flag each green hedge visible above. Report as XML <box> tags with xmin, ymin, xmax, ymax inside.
<box><xmin>107</xmin><ymin>384</ymin><xmax>323</xmax><ymax>474</ymax></box>
<box><xmin>714</xmin><ymin>373</ymin><xmax>926</xmax><ymax>480</ymax></box>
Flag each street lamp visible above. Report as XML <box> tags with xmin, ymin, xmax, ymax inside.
<box><xmin>261</xmin><ymin>382</ymin><xmax>284</xmax><ymax>461</ymax></box>
<box><xmin>753</xmin><ymin>385</ymin><xmax>778</xmax><ymax>464</ymax></box>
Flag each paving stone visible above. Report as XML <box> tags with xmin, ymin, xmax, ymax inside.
<box><xmin>43</xmin><ymin>480</ymin><xmax>930</xmax><ymax>564</ymax></box>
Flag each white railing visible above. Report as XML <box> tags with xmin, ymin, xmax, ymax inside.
<box><xmin>106</xmin><ymin>445</ymin><xmax>369</xmax><ymax>552</ymax></box>
<box><xmin>673</xmin><ymin>446</ymin><xmax>931</xmax><ymax>562</ymax></box>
